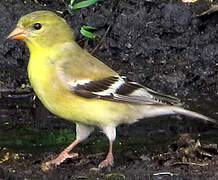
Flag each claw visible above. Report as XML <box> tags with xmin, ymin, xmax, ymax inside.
<box><xmin>45</xmin><ymin>152</ymin><xmax>79</xmax><ymax>167</ymax></box>
<box><xmin>98</xmin><ymin>153</ymin><xmax>114</xmax><ymax>169</ymax></box>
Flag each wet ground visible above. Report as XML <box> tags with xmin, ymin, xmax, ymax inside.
<box><xmin>0</xmin><ymin>0</ymin><xmax>218</xmax><ymax>179</ymax></box>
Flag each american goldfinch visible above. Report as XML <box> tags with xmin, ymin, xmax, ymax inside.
<box><xmin>7</xmin><ymin>10</ymin><xmax>216</xmax><ymax>169</ymax></box>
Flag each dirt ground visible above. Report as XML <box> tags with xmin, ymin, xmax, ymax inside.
<box><xmin>0</xmin><ymin>0</ymin><xmax>218</xmax><ymax>179</ymax></box>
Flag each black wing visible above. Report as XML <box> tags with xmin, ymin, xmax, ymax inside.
<box><xmin>69</xmin><ymin>76</ymin><xmax>181</xmax><ymax>105</ymax></box>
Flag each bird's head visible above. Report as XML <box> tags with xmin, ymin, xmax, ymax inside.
<box><xmin>8</xmin><ymin>10</ymin><xmax>74</xmax><ymax>49</ymax></box>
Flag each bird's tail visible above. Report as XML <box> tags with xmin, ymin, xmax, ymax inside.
<box><xmin>165</xmin><ymin>106</ymin><xmax>216</xmax><ymax>124</ymax></box>
<box><xmin>138</xmin><ymin>105</ymin><xmax>216</xmax><ymax>124</ymax></box>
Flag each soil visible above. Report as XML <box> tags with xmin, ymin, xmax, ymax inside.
<box><xmin>0</xmin><ymin>0</ymin><xmax>218</xmax><ymax>179</ymax></box>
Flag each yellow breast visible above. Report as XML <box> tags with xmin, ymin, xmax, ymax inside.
<box><xmin>27</xmin><ymin>45</ymin><xmax>141</xmax><ymax>126</ymax></box>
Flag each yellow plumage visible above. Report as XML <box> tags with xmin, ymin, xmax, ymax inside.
<box><xmin>27</xmin><ymin>35</ymin><xmax>138</xmax><ymax>126</ymax></box>
<box><xmin>8</xmin><ymin>10</ymin><xmax>216</xmax><ymax>169</ymax></box>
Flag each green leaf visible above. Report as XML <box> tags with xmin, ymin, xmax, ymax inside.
<box><xmin>80</xmin><ymin>25</ymin><xmax>96</xmax><ymax>39</ymax></box>
<box><xmin>72</xmin><ymin>0</ymin><xmax>98</xmax><ymax>10</ymax></box>
<box><xmin>82</xmin><ymin>25</ymin><xmax>97</xmax><ymax>30</ymax></box>
<box><xmin>70</xmin><ymin>0</ymin><xmax>76</xmax><ymax>6</ymax></box>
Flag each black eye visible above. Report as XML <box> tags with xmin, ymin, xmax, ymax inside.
<box><xmin>33</xmin><ymin>23</ymin><xmax>42</xmax><ymax>30</ymax></box>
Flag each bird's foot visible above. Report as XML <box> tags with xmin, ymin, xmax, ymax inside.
<box><xmin>45</xmin><ymin>152</ymin><xmax>78</xmax><ymax>167</ymax></box>
<box><xmin>98</xmin><ymin>153</ymin><xmax>114</xmax><ymax>169</ymax></box>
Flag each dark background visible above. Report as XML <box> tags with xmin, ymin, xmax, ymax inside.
<box><xmin>0</xmin><ymin>0</ymin><xmax>218</xmax><ymax>179</ymax></box>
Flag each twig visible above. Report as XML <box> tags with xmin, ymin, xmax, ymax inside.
<box><xmin>91</xmin><ymin>25</ymin><xmax>112</xmax><ymax>54</ymax></box>
<box><xmin>171</xmin><ymin>161</ymin><xmax>208</xmax><ymax>166</ymax></box>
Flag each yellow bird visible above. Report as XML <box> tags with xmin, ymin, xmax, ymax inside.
<box><xmin>7</xmin><ymin>10</ymin><xmax>216</xmax><ymax>169</ymax></box>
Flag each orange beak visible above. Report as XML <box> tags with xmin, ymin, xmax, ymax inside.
<box><xmin>7</xmin><ymin>26</ymin><xmax>27</xmax><ymax>40</ymax></box>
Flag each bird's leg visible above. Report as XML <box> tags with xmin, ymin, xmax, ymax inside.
<box><xmin>98</xmin><ymin>125</ymin><xmax>116</xmax><ymax>169</ymax></box>
<box><xmin>98</xmin><ymin>140</ymin><xmax>114</xmax><ymax>169</ymax></box>
<box><xmin>45</xmin><ymin>139</ymin><xmax>80</xmax><ymax>166</ymax></box>
<box><xmin>45</xmin><ymin>123</ymin><xmax>94</xmax><ymax>167</ymax></box>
